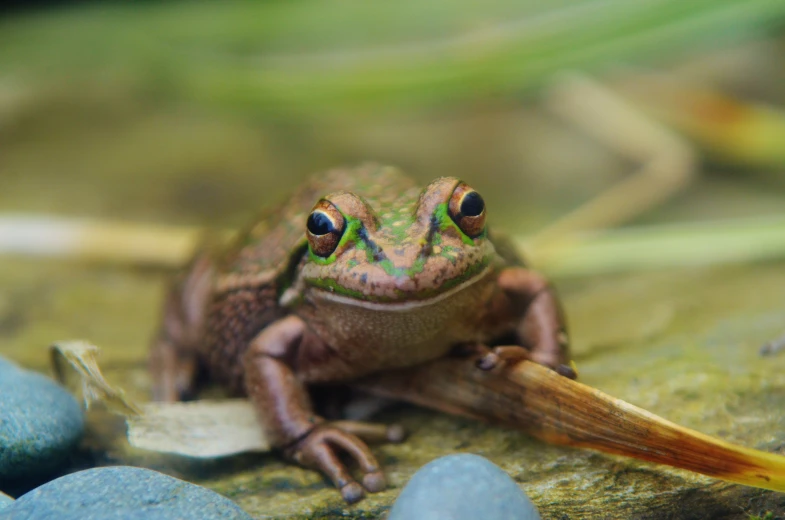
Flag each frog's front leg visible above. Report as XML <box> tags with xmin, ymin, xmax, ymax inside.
<box><xmin>483</xmin><ymin>267</ymin><xmax>574</xmax><ymax>378</ymax></box>
<box><xmin>243</xmin><ymin>315</ymin><xmax>388</xmax><ymax>504</ymax></box>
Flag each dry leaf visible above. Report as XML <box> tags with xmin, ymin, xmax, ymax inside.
<box><xmin>129</xmin><ymin>400</ymin><xmax>268</xmax><ymax>457</ymax></box>
<box><xmin>50</xmin><ymin>340</ymin><xmax>269</xmax><ymax>457</ymax></box>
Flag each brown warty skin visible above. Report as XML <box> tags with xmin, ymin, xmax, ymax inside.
<box><xmin>149</xmin><ymin>163</ymin><xmax>573</xmax><ymax>504</ymax></box>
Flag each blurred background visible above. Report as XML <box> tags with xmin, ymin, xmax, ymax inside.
<box><xmin>2</xmin><ymin>0</ymin><xmax>785</xmax><ymax>256</ymax></box>
<box><xmin>3</xmin><ymin>4</ymin><xmax>785</xmax><ymax>517</ymax></box>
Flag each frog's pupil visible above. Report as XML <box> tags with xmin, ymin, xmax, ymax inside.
<box><xmin>307</xmin><ymin>212</ymin><xmax>334</xmax><ymax>236</ymax></box>
<box><xmin>461</xmin><ymin>191</ymin><xmax>484</xmax><ymax>217</ymax></box>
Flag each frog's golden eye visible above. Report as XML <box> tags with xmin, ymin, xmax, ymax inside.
<box><xmin>306</xmin><ymin>201</ymin><xmax>346</xmax><ymax>257</ymax></box>
<box><xmin>448</xmin><ymin>182</ymin><xmax>486</xmax><ymax>238</ymax></box>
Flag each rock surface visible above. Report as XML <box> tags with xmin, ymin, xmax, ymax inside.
<box><xmin>0</xmin><ymin>492</ymin><xmax>12</xmax><ymax>510</ymax></box>
<box><xmin>0</xmin><ymin>356</ymin><xmax>84</xmax><ymax>481</ymax></box>
<box><xmin>6</xmin><ymin>261</ymin><xmax>775</xmax><ymax>520</ymax></box>
<box><xmin>2</xmin><ymin>466</ymin><xmax>252</xmax><ymax>520</ymax></box>
<box><xmin>388</xmin><ymin>453</ymin><xmax>541</xmax><ymax>520</ymax></box>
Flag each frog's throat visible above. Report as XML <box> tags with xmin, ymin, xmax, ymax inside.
<box><xmin>308</xmin><ymin>265</ymin><xmax>493</xmax><ymax>311</ymax></box>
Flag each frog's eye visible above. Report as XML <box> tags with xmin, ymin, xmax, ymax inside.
<box><xmin>306</xmin><ymin>201</ymin><xmax>346</xmax><ymax>257</ymax></box>
<box><xmin>448</xmin><ymin>182</ymin><xmax>486</xmax><ymax>238</ymax></box>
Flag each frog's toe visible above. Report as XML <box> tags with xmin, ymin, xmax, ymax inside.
<box><xmin>475</xmin><ymin>345</ymin><xmax>531</xmax><ymax>371</ymax></box>
<box><xmin>555</xmin><ymin>363</ymin><xmax>578</xmax><ymax>379</ymax></box>
<box><xmin>332</xmin><ymin>419</ymin><xmax>407</xmax><ymax>444</ymax></box>
<box><xmin>291</xmin><ymin>424</ymin><xmax>386</xmax><ymax>502</ymax></box>
<box><xmin>529</xmin><ymin>352</ymin><xmax>578</xmax><ymax>379</ymax></box>
<box><xmin>324</xmin><ymin>427</ymin><xmax>388</xmax><ymax>495</ymax></box>
<box><xmin>478</xmin><ymin>346</ymin><xmax>577</xmax><ymax>379</ymax></box>
<box><xmin>341</xmin><ymin>482</ymin><xmax>365</xmax><ymax>504</ymax></box>
<box><xmin>362</xmin><ymin>471</ymin><xmax>386</xmax><ymax>493</ymax></box>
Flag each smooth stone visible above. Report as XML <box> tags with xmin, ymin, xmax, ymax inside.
<box><xmin>0</xmin><ymin>356</ymin><xmax>84</xmax><ymax>480</ymax></box>
<box><xmin>388</xmin><ymin>453</ymin><xmax>541</xmax><ymax>520</ymax></box>
<box><xmin>3</xmin><ymin>466</ymin><xmax>253</xmax><ymax>520</ymax></box>
<box><xmin>0</xmin><ymin>492</ymin><xmax>12</xmax><ymax>510</ymax></box>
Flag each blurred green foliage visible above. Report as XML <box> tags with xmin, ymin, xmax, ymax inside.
<box><xmin>2</xmin><ymin>0</ymin><xmax>785</xmax><ymax>238</ymax></box>
<box><xmin>2</xmin><ymin>0</ymin><xmax>785</xmax><ymax>117</ymax></box>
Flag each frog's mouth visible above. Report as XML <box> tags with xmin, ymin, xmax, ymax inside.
<box><xmin>305</xmin><ymin>264</ymin><xmax>494</xmax><ymax>310</ymax></box>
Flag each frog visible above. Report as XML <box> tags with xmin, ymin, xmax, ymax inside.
<box><xmin>149</xmin><ymin>163</ymin><xmax>574</xmax><ymax>503</ymax></box>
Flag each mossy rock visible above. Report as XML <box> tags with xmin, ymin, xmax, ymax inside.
<box><xmin>1</xmin><ymin>258</ymin><xmax>784</xmax><ymax>518</ymax></box>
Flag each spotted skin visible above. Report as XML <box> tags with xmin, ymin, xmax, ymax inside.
<box><xmin>149</xmin><ymin>163</ymin><xmax>572</xmax><ymax>503</ymax></box>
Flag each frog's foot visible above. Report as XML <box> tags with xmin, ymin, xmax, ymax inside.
<box><xmin>286</xmin><ymin>424</ymin><xmax>387</xmax><ymax>504</ymax></box>
<box><xmin>476</xmin><ymin>345</ymin><xmax>576</xmax><ymax>379</ymax></box>
<box><xmin>475</xmin><ymin>345</ymin><xmax>530</xmax><ymax>371</ymax></box>
<box><xmin>450</xmin><ymin>342</ymin><xmax>506</xmax><ymax>368</ymax></box>
<box><xmin>496</xmin><ymin>267</ymin><xmax>573</xmax><ymax>376</ymax></box>
<box><xmin>530</xmin><ymin>346</ymin><xmax>577</xmax><ymax>379</ymax></box>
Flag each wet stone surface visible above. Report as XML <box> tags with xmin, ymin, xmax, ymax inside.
<box><xmin>388</xmin><ymin>453</ymin><xmax>541</xmax><ymax>520</ymax></box>
<box><xmin>1</xmin><ymin>466</ymin><xmax>253</xmax><ymax>520</ymax></box>
<box><xmin>0</xmin><ymin>355</ymin><xmax>84</xmax><ymax>484</ymax></box>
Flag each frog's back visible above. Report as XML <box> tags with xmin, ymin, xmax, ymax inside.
<box><xmin>219</xmin><ymin>163</ymin><xmax>419</xmax><ymax>277</ymax></box>
<box><xmin>204</xmin><ymin>163</ymin><xmax>419</xmax><ymax>391</ymax></box>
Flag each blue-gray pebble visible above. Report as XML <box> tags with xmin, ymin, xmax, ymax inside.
<box><xmin>0</xmin><ymin>356</ymin><xmax>84</xmax><ymax>480</ymax></box>
<box><xmin>1</xmin><ymin>466</ymin><xmax>253</xmax><ymax>520</ymax></box>
<box><xmin>0</xmin><ymin>492</ymin><xmax>12</xmax><ymax>510</ymax></box>
<box><xmin>388</xmin><ymin>453</ymin><xmax>542</xmax><ymax>520</ymax></box>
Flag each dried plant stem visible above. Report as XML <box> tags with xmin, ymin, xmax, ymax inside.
<box><xmin>0</xmin><ymin>215</ymin><xmax>218</xmax><ymax>268</ymax></box>
<box><xmin>531</xmin><ymin>72</ymin><xmax>696</xmax><ymax>254</ymax></box>
<box><xmin>358</xmin><ymin>358</ymin><xmax>785</xmax><ymax>492</ymax></box>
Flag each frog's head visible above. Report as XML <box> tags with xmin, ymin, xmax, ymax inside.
<box><xmin>297</xmin><ymin>177</ymin><xmax>495</xmax><ymax>305</ymax></box>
